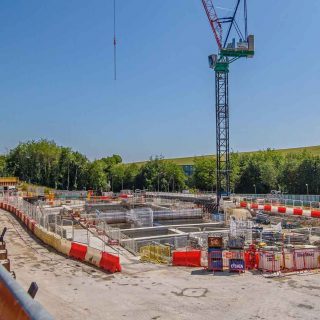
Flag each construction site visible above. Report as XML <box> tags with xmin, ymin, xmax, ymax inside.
<box><xmin>1</xmin><ymin>189</ymin><xmax>320</xmax><ymax>319</ymax></box>
<box><xmin>1</xmin><ymin>0</ymin><xmax>320</xmax><ymax>319</ymax></box>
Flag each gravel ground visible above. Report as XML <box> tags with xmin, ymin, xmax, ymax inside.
<box><xmin>1</xmin><ymin>209</ymin><xmax>320</xmax><ymax>320</ymax></box>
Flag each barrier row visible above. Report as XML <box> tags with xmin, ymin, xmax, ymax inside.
<box><xmin>240</xmin><ymin>201</ymin><xmax>320</xmax><ymax>218</ymax></box>
<box><xmin>171</xmin><ymin>247</ymin><xmax>320</xmax><ymax>273</ymax></box>
<box><xmin>0</xmin><ymin>202</ymin><xmax>121</xmax><ymax>274</ymax></box>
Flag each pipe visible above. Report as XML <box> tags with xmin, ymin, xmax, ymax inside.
<box><xmin>0</xmin><ymin>265</ymin><xmax>53</xmax><ymax>320</ymax></box>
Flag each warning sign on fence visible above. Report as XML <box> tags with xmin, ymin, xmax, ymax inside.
<box><xmin>224</xmin><ymin>251</ymin><xmax>232</xmax><ymax>259</ymax></box>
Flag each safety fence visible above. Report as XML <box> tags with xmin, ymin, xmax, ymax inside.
<box><xmin>204</xmin><ymin>247</ymin><xmax>320</xmax><ymax>273</ymax></box>
<box><xmin>140</xmin><ymin>244</ymin><xmax>171</xmax><ymax>264</ymax></box>
<box><xmin>121</xmin><ymin>235</ymin><xmax>189</xmax><ymax>256</ymax></box>
<box><xmin>0</xmin><ymin>265</ymin><xmax>53</xmax><ymax>320</ymax></box>
<box><xmin>238</xmin><ymin>197</ymin><xmax>320</xmax><ymax>211</ymax></box>
<box><xmin>237</xmin><ymin>193</ymin><xmax>320</xmax><ymax>203</ymax></box>
<box><xmin>168</xmin><ymin>247</ymin><xmax>320</xmax><ymax>273</ymax></box>
<box><xmin>239</xmin><ymin>201</ymin><xmax>320</xmax><ymax>218</ymax></box>
<box><xmin>259</xmin><ymin>248</ymin><xmax>320</xmax><ymax>273</ymax></box>
<box><xmin>139</xmin><ymin>244</ymin><xmax>203</xmax><ymax>267</ymax></box>
<box><xmin>0</xmin><ymin>198</ymin><xmax>121</xmax><ymax>273</ymax></box>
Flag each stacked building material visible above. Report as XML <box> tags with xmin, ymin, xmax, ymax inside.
<box><xmin>228</xmin><ymin>235</ymin><xmax>245</xmax><ymax>273</ymax></box>
<box><xmin>207</xmin><ymin>236</ymin><xmax>223</xmax><ymax>271</ymax></box>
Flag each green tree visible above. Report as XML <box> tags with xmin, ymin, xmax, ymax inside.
<box><xmin>87</xmin><ymin>160</ymin><xmax>107</xmax><ymax>191</ymax></box>
<box><xmin>110</xmin><ymin>163</ymin><xmax>126</xmax><ymax>191</ymax></box>
<box><xmin>192</xmin><ymin>157</ymin><xmax>216</xmax><ymax>191</ymax></box>
<box><xmin>135</xmin><ymin>157</ymin><xmax>186</xmax><ymax>192</ymax></box>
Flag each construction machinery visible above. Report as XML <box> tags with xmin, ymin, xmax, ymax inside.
<box><xmin>201</xmin><ymin>0</ymin><xmax>254</xmax><ymax>208</ymax></box>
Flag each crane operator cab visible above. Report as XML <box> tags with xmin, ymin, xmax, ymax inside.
<box><xmin>208</xmin><ymin>35</ymin><xmax>254</xmax><ymax>71</ymax></box>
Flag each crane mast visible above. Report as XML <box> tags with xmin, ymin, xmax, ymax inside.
<box><xmin>201</xmin><ymin>0</ymin><xmax>254</xmax><ymax>208</ymax></box>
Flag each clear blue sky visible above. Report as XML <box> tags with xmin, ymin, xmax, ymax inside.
<box><xmin>1</xmin><ymin>0</ymin><xmax>320</xmax><ymax>162</ymax></box>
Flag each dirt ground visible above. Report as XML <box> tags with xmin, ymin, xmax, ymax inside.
<box><xmin>1</xmin><ymin>208</ymin><xmax>320</xmax><ymax>320</ymax></box>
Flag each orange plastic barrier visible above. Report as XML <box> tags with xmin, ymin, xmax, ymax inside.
<box><xmin>0</xmin><ymin>280</ymin><xmax>30</xmax><ymax>320</ymax></box>
<box><xmin>240</xmin><ymin>201</ymin><xmax>247</xmax><ymax>208</ymax></box>
<box><xmin>99</xmin><ymin>252</ymin><xmax>122</xmax><ymax>273</ymax></box>
<box><xmin>264</xmin><ymin>205</ymin><xmax>271</xmax><ymax>212</ymax></box>
<box><xmin>69</xmin><ymin>243</ymin><xmax>88</xmax><ymax>261</ymax></box>
<box><xmin>278</xmin><ymin>207</ymin><xmax>286</xmax><ymax>214</ymax></box>
<box><xmin>293</xmin><ymin>208</ymin><xmax>303</xmax><ymax>215</ymax></box>
<box><xmin>311</xmin><ymin>211</ymin><xmax>320</xmax><ymax>218</ymax></box>
<box><xmin>251</xmin><ymin>203</ymin><xmax>258</xmax><ymax>209</ymax></box>
<box><xmin>172</xmin><ymin>250</ymin><xmax>201</xmax><ymax>267</ymax></box>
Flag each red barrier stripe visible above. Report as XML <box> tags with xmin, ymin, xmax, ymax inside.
<box><xmin>172</xmin><ymin>250</ymin><xmax>201</xmax><ymax>267</ymax></box>
<box><xmin>28</xmin><ymin>220</ymin><xmax>36</xmax><ymax>233</ymax></box>
<box><xmin>251</xmin><ymin>203</ymin><xmax>258</xmax><ymax>209</ymax></box>
<box><xmin>100</xmin><ymin>252</ymin><xmax>122</xmax><ymax>273</ymax></box>
<box><xmin>293</xmin><ymin>208</ymin><xmax>303</xmax><ymax>215</ymax></box>
<box><xmin>69</xmin><ymin>243</ymin><xmax>87</xmax><ymax>261</ymax></box>
<box><xmin>311</xmin><ymin>211</ymin><xmax>320</xmax><ymax>218</ymax></box>
<box><xmin>100</xmin><ymin>196</ymin><xmax>111</xmax><ymax>200</ymax></box>
<box><xmin>278</xmin><ymin>207</ymin><xmax>286</xmax><ymax>214</ymax></box>
<box><xmin>25</xmin><ymin>217</ymin><xmax>30</xmax><ymax>231</ymax></box>
<box><xmin>264</xmin><ymin>205</ymin><xmax>271</xmax><ymax>212</ymax></box>
<box><xmin>240</xmin><ymin>202</ymin><xmax>247</xmax><ymax>208</ymax></box>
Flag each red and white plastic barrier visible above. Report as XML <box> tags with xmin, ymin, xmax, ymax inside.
<box><xmin>240</xmin><ymin>201</ymin><xmax>320</xmax><ymax>218</ymax></box>
<box><xmin>0</xmin><ymin>201</ymin><xmax>122</xmax><ymax>274</ymax></box>
<box><xmin>172</xmin><ymin>250</ymin><xmax>202</xmax><ymax>267</ymax></box>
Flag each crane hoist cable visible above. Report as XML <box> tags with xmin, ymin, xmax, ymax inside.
<box><xmin>113</xmin><ymin>0</ymin><xmax>117</xmax><ymax>80</ymax></box>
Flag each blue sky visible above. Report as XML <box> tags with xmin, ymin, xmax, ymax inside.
<box><xmin>1</xmin><ymin>0</ymin><xmax>320</xmax><ymax>162</ymax></box>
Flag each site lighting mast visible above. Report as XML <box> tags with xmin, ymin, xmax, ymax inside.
<box><xmin>201</xmin><ymin>0</ymin><xmax>254</xmax><ymax>208</ymax></box>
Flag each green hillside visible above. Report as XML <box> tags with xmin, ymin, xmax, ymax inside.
<box><xmin>129</xmin><ymin>145</ymin><xmax>320</xmax><ymax>166</ymax></box>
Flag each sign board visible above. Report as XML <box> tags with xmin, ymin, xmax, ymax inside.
<box><xmin>229</xmin><ymin>259</ymin><xmax>245</xmax><ymax>272</ymax></box>
<box><xmin>208</xmin><ymin>236</ymin><xmax>223</xmax><ymax>249</ymax></box>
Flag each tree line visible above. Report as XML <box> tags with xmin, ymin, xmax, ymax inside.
<box><xmin>192</xmin><ymin>149</ymin><xmax>320</xmax><ymax>194</ymax></box>
<box><xmin>1</xmin><ymin>140</ymin><xmax>319</xmax><ymax>194</ymax></box>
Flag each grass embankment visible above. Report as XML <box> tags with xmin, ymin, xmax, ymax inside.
<box><xmin>129</xmin><ymin>145</ymin><xmax>320</xmax><ymax>166</ymax></box>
